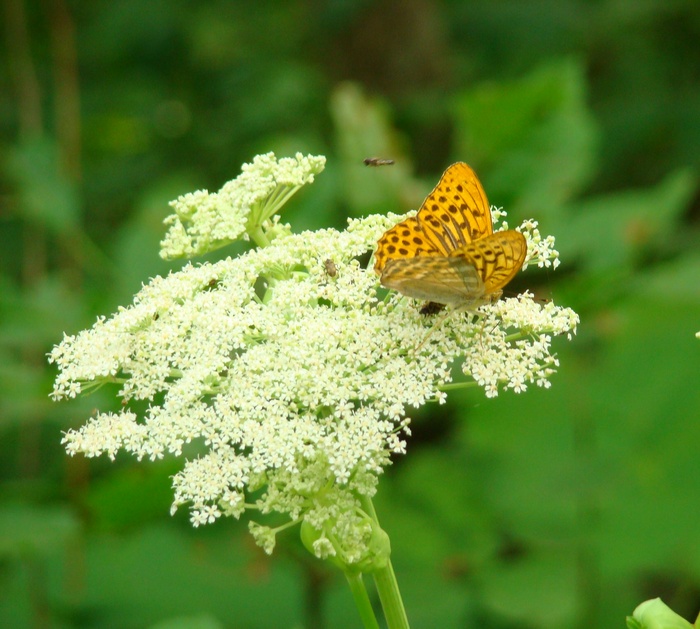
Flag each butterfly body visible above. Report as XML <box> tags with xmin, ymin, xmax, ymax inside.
<box><xmin>374</xmin><ymin>162</ymin><xmax>527</xmax><ymax>309</ymax></box>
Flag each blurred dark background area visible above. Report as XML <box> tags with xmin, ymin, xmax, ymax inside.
<box><xmin>2</xmin><ymin>1</ymin><xmax>700</xmax><ymax>628</ymax></box>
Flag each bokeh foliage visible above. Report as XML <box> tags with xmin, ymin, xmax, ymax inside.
<box><xmin>2</xmin><ymin>1</ymin><xmax>699</xmax><ymax>628</ymax></box>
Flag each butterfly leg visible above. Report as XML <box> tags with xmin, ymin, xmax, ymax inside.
<box><xmin>475</xmin><ymin>292</ymin><xmax>505</xmax><ymax>350</ymax></box>
<box><xmin>414</xmin><ymin>309</ymin><xmax>453</xmax><ymax>351</ymax></box>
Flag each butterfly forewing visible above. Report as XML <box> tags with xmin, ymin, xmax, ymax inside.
<box><xmin>374</xmin><ymin>163</ymin><xmax>493</xmax><ymax>275</ymax></box>
<box><xmin>374</xmin><ymin>217</ymin><xmax>443</xmax><ymax>274</ymax></box>
<box><xmin>415</xmin><ymin>162</ymin><xmax>493</xmax><ymax>254</ymax></box>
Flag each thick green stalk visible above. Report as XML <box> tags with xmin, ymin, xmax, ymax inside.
<box><xmin>361</xmin><ymin>496</ymin><xmax>411</xmax><ymax>629</ymax></box>
<box><xmin>345</xmin><ymin>572</ymin><xmax>381</xmax><ymax>629</ymax></box>
<box><xmin>372</xmin><ymin>559</ymin><xmax>410</xmax><ymax>629</ymax></box>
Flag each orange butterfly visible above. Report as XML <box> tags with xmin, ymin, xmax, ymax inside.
<box><xmin>374</xmin><ymin>162</ymin><xmax>527</xmax><ymax>308</ymax></box>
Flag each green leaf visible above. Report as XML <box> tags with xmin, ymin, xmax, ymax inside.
<box><xmin>5</xmin><ymin>138</ymin><xmax>81</xmax><ymax>234</ymax></box>
<box><xmin>86</xmin><ymin>460</ymin><xmax>180</xmax><ymax>530</ymax></box>
<box><xmin>478</xmin><ymin>549</ymin><xmax>578</xmax><ymax>628</ymax></box>
<box><xmin>451</xmin><ymin>58</ymin><xmax>599</xmax><ymax>217</ymax></box>
<box><xmin>0</xmin><ymin>504</ymin><xmax>79</xmax><ymax>557</ymax></box>
<box><xmin>631</xmin><ymin>598</ymin><xmax>694</xmax><ymax>629</ymax></box>
<box><xmin>148</xmin><ymin>615</ymin><xmax>224</xmax><ymax>629</ymax></box>
<box><xmin>556</xmin><ymin>168</ymin><xmax>695</xmax><ymax>272</ymax></box>
<box><xmin>633</xmin><ymin>251</ymin><xmax>700</xmax><ymax>302</ymax></box>
<box><xmin>330</xmin><ymin>83</ymin><xmax>422</xmax><ymax>215</ymax></box>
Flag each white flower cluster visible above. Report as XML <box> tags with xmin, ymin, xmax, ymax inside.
<box><xmin>49</xmin><ymin>155</ymin><xmax>578</xmax><ymax>561</ymax></box>
<box><xmin>160</xmin><ymin>152</ymin><xmax>325</xmax><ymax>259</ymax></box>
<box><xmin>518</xmin><ymin>219</ymin><xmax>560</xmax><ymax>270</ymax></box>
<box><xmin>463</xmin><ymin>294</ymin><xmax>579</xmax><ymax>397</ymax></box>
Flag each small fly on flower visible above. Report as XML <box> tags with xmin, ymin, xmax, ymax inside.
<box><xmin>363</xmin><ymin>157</ymin><xmax>395</xmax><ymax>167</ymax></box>
<box><xmin>324</xmin><ymin>259</ymin><xmax>338</xmax><ymax>277</ymax></box>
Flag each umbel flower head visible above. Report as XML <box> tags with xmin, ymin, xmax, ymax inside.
<box><xmin>49</xmin><ymin>153</ymin><xmax>578</xmax><ymax>567</ymax></box>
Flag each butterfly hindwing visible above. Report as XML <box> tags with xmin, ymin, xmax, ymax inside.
<box><xmin>458</xmin><ymin>230</ymin><xmax>527</xmax><ymax>295</ymax></box>
<box><xmin>381</xmin><ymin>256</ymin><xmax>484</xmax><ymax>306</ymax></box>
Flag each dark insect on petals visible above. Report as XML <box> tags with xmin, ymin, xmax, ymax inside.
<box><xmin>419</xmin><ymin>301</ymin><xmax>445</xmax><ymax>316</ymax></box>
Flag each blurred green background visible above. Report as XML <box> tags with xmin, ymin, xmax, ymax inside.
<box><xmin>2</xmin><ymin>1</ymin><xmax>700</xmax><ymax>628</ymax></box>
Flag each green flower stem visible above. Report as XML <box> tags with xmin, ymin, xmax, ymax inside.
<box><xmin>372</xmin><ymin>559</ymin><xmax>410</xmax><ymax>629</ymax></box>
<box><xmin>345</xmin><ymin>572</ymin><xmax>381</xmax><ymax>629</ymax></box>
<box><xmin>248</xmin><ymin>223</ymin><xmax>271</xmax><ymax>248</ymax></box>
<box><xmin>265</xmin><ymin>183</ymin><xmax>302</xmax><ymax>218</ymax></box>
<box><xmin>361</xmin><ymin>496</ymin><xmax>411</xmax><ymax>629</ymax></box>
<box><xmin>439</xmin><ymin>381</ymin><xmax>479</xmax><ymax>392</ymax></box>
<box><xmin>247</xmin><ymin>184</ymin><xmax>303</xmax><ymax>242</ymax></box>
